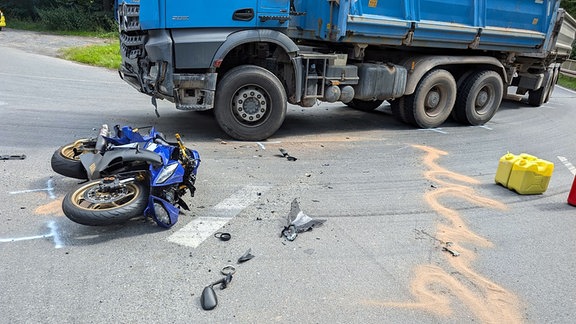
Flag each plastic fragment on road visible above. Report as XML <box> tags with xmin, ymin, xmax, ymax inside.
<box><xmin>279</xmin><ymin>148</ymin><xmax>297</xmax><ymax>161</ymax></box>
<box><xmin>237</xmin><ymin>248</ymin><xmax>255</xmax><ymax>263</ymax></box>
<box><xmin>1</xmin><ymin>154</ymin><xmax>26</xmax><ymax>160</ymax></box>
<box><xmin>281</xmin><ymin>199</ymin><xmax>326</xmax><ymax>241</ymax></box>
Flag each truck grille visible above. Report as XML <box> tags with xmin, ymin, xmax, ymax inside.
<box><xmin>118</xmin><ymin>3</ymin><xmax>140</xmax><ymax>32</ymax></box>
<box><xmin>118</xmin><ymin>2</ymin><xmax>145</xmax><ymax>59</ymax></box>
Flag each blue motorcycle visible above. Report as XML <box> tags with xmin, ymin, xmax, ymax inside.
<box><xmin>59</xmin><ymin>125</ymin><xmax>200</xmax><ymax>228</ymax></box>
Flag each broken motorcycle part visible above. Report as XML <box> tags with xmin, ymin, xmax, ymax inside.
<box><xmin>214</xmin><ymin>232</ymin><xmax>231</xmax><ymax>241</ymax></box>
<box><xmin>281</xmin><ymin>198</ymin><xmax>326</xmax><ymax>241</ymax></box>
<box><xmin>279</xmin><ymin>148</ymin><xmax>297</xmax><ymax>161</ymax></box>
<box><xmin>442</xmin><ymin>242</ymin><xmax>460</xmax><ymax>257</ymax></box>
<box><xmin>1</xmin><ymin>154</ymin><xmax>26</xmax><ymax>160</ymax></box>
<box><xmin>201</xmin><ymin>286</ymin><xmax>218</xmax><ymax>310</ymax></box>
<box><xmin>237</xmin><ymin>248</ymin><xmax>255</xmax><ymax>263</ymax></box>
<box><xmin>201</xmin><ymin>267</ymin><xmax>235</xmax><ymax>311</ymax></box>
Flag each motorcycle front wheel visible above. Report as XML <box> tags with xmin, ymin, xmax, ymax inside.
<box><xmin>51</xmin><ymin>139</ymin><xmax>96</xmax><ymax>179</ymax></box>
<box><xmin>62</xmin><ymin>179</ymin><xmax>149</xmax><ymax>226</ymax></box>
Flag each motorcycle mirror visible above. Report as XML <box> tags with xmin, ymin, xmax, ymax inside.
<box><xmin>200</xmin><ymin>285</ymin><xmax>218</xmax><ymax>310</ymax></box>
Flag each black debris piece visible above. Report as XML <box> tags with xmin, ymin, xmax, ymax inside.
<box><xmin>281</xmin><ymin>198</ymin><xmax>326</xmax><ymax>241</ymax></box>
<box><xmin>237</xmin><ymin>248</ymin><xmax>255</xmax><ymax>263</ymax></box>
<box><xmin>1</xmin><ymin>154</ymin><xmax>26</xmax><ymax>160</ymax></box>
<box><xmin>279</xmin><ymin>148</ymin><xmax>297</xmax><ymax>161</ymax></box>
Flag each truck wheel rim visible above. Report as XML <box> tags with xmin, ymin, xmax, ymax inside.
<box><xmin>424</xmin><ymin>87</ymin><xmax>442</xmax><ymax>116</ymax></box>
<box><xmin>232</xmin><ymin>86</ymin><xmax>268</xmax><ymax>124</ymax></box>
<box><xmin>475</xmin><ymin>85</ymin><xmax>494</xmax><ymax>114</ymax></box>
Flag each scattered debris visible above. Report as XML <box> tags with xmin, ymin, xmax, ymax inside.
<box><xmin>279</xmin><ymin>148</ymin><xmax>297</xmax><ymax>161</ymax></box>
<box><xmin>442</xmin><ymin>242</ymin><xmax>460</xmax><ymax>257</ymax></box>
<box><xmin>201</xmin><ymin>266</ymin><xmax>236</xmax><ymax>311</ymax></box>
<box><xmin>1</xmin><ymin>154</ymin><xmax>26</xmax><ymax>160</ymax></box>
<box><xmin>237</xmin><ymin>248</ymin><xmax>255</xmax><ymax>263</ymax></box>
<box><xmin>214</xmin><ymin>232</ymin><xmax>231</xmax><ymax>241</ymax></box>
<box><xmin>281</xmin><ymin>199</ymin><xmax>326</xmax><ymax>241</ymax></box>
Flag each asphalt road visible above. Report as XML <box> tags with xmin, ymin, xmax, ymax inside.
<box><xmin>1</xmin><ymin>30</ymin><xmax>576</xmax><ymax>323</ymax></box>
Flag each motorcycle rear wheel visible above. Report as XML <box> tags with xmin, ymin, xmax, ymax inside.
<box><xmin>51</xmin><ymin>139</ymin><xmax>95</xmax><ymax>179</ymax></box>
<box><xmin>62</xmin><ymin>179</ymin><xmax>148</xmax><ymax>226</ymax></box>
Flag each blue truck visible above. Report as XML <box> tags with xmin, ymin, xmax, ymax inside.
<box><xmin>116</xmin><ymin>0</ymin><xmax>576</xmax><ymax>140</ymax></box>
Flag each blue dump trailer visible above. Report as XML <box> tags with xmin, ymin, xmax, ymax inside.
<box><xmin>116</xmin><ymin>0</ymin><xmax>576</xmax><ymax>140</ymax></box>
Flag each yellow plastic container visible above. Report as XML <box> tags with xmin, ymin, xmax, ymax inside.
<box><xmin>495</xmin><ymin>153</ymin><xmax>520</xmax><ymax>186</ymax></box>
<box><xmin>495</xmin><ymin>153</ymin><xmax>539</xmax><ymax>187</ymax></box>
<box><xmin>507</xmin><ymin>158</ymin><xmax>554</xmax><ymax>194</ymax></box>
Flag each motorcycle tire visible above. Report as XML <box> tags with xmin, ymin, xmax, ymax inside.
<box><xmin>62</xmin><ymin>179</ymin><xmax>149</xmax><ymax>226</ymax></box>
<box><xmin>51</xmin><ymin>139</ymin><xmax>95</xmax><ymax>179</ymax></box>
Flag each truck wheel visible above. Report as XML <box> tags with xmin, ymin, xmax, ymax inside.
<box><xmin>528</xmin><ymin>70</ymin><xmax>552</xmax><ymax>107</ymax></box>
<box><xmin>345</xmin><ymin>99</ymin><xmax>384</xmax><ymax>111</ymax></box>
<box><xmin>214</xmin><ymin>65</ymin><xmax>287</xmax><ymax>141</ymax></box>
<box><xmin>453</xmin><ymin>70</ymin><xmax>503</xmax><ymax>125</ymax></box>
<box><xmin>545</xmin><ymin>67</ymin><xmax>560</xmax><ymax>103</ymax></box>
<box><xmin>390</xmin><ymin>98</ymin><xmax>410</xmax><ymax>124</ymax></box>
<box><xmin>402</xmin><ymin>69</ymin><xmax>456</xmax><ymax>128</ymax></box>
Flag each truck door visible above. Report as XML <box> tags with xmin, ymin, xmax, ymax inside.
<box><xmin>165</xmin><ymin>0</ymin><xmax>289</xmax><ymax>29</ymax></box>
<box><xmin>166</xmin><ymin>0</ymin><xmax>258</xmax><ymax>28</ymax></box>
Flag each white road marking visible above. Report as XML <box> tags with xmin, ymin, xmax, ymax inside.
<box><xmin>167</xmin><ymin>185</ymin><xmax>270</xmax><ymax>248</ymax></box>
<box><xmin>419</xmin><ymin>128</ymin><xmax>448</xmax><ymax>134</ymax></box>
<box><xmin>9</xmin><ymin>178</ymin><xmax>56</xmax><ymax>199</ymax></box>
<box><xmin>477</xmin><ymin>125</ymin><xmax>493</xmax><ymax>130</ymax></box>
<box><xmin>0</xmin><ymin>101</ymin><xmax>7</xmax><ymax>106</ymax></box>
<box><xmin>0</xmin><ymin>220</ymin><xmax>63</xmax><ymax>248</ymax></box>
<box><xmin>557</xmin><ymin>156</ymin><xmax>576</xmax><ymax>175</ymax></box>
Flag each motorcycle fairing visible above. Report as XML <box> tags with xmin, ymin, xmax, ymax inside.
<box><xmin>80</xmin><ymin>148</ymin><xmax>163</xmax><ymax>180</ymax></box>
<box><xmin>146</xmin><ymin>196</ymin><xmax>180</xmax><ymax>228</ymax></box>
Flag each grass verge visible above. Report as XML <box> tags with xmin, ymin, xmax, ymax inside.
<box><xmin>60</xmin><ymin>41</ymin><xmax>121</xmax><ymax>70</ymax></box>
<box><xmin>558</xmin><ymin>74</ymin><xmax>576</xmax><ymax>91</ymax></box>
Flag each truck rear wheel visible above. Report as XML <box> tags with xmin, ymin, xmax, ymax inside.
<box><xmin>402</xmin><ymin>69</ymin><xmax>456</xmax><ymax>128</ymax></box>
<box><xmin>528</xmin><ymin>70</ymin><xmax>553</xmax><ymax>107</ymax></box>
<box><xmin>453</xmin><ymin>70</ymin><xmax>503</xmax><ymax>125</ymax></box>
<box><xmin>214</xmin><ymin>65</ymin><xmax>287</xmax><ymax>141</ymax></box>
<box><xmin>390</xmin><ymin>98</ymin><xmax>410</xmax><ymax>124</ymax></box>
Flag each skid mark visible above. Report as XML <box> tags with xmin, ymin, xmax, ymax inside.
<box><xmin>366</xmin><ymin>145</ymin><xmax>522</xmax><ymax>323</ymax></box>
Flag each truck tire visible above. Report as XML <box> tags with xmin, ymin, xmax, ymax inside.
<box><xmin>390</xmin><ymin>98</ymin><xmax>410</xmax><ymax>124</ymax></box>
<box><xmin>545</xmin><ymin>67</ymin><xmax>560</xmax><ymax>103</ymax></box>
<box><xmin>402</xmin><ymin>69</ymin><xmax>456</xmax><ymax>128</ymax></box>
<box><xmin>345</xmin><ymin>99</ymin><xmax>384</xmax><ymax>111</ymax></box>
<box><xmin>214</xmin><ymin>65</ymin><xmax>287</xmax><ymax>141</ymax></box>
<box><xmin>453</xmin><ymin>70</ymin><xmax>503</xmax><ymax>125</ymax></box>
<box><xmin>528</xmin><ymin>70</ymin><xmax>552</xmax><ymax>107</ymax></box>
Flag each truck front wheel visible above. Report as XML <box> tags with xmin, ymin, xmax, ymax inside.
<box><xmin>214</xmin><ymin>65</ymin><xmax>287</xmax><ymax>141</ymax></box>
<box><xmin>453</xmin><ymin>70</ymin><xmax>503</xmax><ymax>125</ymax></box>
<box><xmin>402</xmin><ymin>69</ymin><xmax>456</xmax><ymax>128</ymax></box>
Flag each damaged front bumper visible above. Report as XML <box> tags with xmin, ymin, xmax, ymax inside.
<box><xmin>118</xmin><ymin>30</ymin><xmax>217</xmax><ymax>111</ymax></box>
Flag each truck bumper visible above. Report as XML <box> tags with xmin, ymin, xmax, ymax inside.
<box><xmin>119</xmin><ymin>29</ymin><xmax>217</xmax><ymax>111</ymax></box>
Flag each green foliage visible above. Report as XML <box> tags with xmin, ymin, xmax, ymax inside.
<box><xmin>0</xmin><ymin>0</ymin><xmax>115</xmax><ymax>30</ymax></box>
<box><xmin>558</xmin><ymin>73</ymin><xmax>576</xmax><ymax>90</ymax></box>
<box><xmin>60</xmin><ymin>40</ymin><xmax>121</xmax><ymax>69</ymax></box>
<box><xmin>37</xmin><ymin>7</ymin><xmax>115</xmax><ymax>32</ymax></box>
